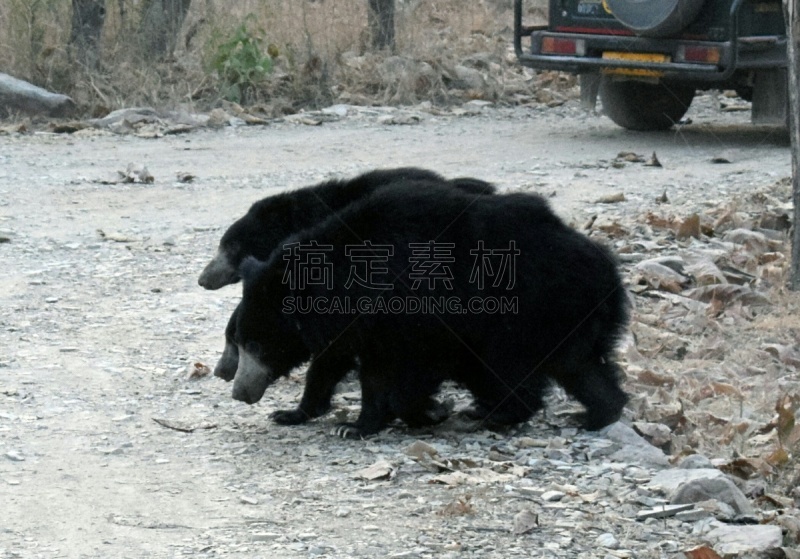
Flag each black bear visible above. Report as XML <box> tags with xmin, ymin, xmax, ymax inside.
<box><xmin>201</xmin><ymin>168</ymin><xmax>495</xmax><ymax>424</ymax></box>
<box><xmin>231</xmin><ymin>179</ymin><xmax>629</xmax><ymax>438</ymax></box>
<box><xmin>199</xmin><ymin>168</ymin><xmax>495</xmax><ymax>289</ymax></box>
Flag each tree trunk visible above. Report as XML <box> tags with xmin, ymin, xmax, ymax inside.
<box><xmin>786</xmin><ymin>1</ymin><xmax>800</xmax><ymax>289</ymax></box>
<box><xmin>70</xmin><ymin>0</ymin><xmax>107</xmax><ymax>68</ymax></box>
<box><xmin>139</xmin><ymin>0</ymin><xmax>192</xmax><ymax>59</ymax></box>
<box><xmin>368</xmin><ymin>0</ymin><xmax>395</xmax><ymax>50</ymax></box>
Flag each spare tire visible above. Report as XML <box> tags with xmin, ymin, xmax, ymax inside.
<box><xmin>606</xmin><ymin>0</ymin><xmax>704</xmax><ymax>38</ymax></box>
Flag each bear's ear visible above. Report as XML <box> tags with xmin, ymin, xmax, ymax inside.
<box><xmin>239</xmin><ymin>256</ymin><xmax>267</xmax><ymax>283</ymax></box>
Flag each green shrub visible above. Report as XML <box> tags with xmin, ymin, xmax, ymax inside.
<box><xmin>209</xmin><ymin>17</ymin><xmax>277</xmax><ymax>103</ymax></box>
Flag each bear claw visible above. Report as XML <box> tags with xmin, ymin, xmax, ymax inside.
<box><xmin>332</xmin><ymin>424</ymin><xmax>367</xmax><ymax>440</ymax></box>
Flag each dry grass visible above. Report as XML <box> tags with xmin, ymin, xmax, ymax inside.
<box><xmin>0</xmin><ymin>0</ymin><xmax>542</xmax><ymax>115</ymax></box>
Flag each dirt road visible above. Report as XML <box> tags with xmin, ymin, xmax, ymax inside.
<box><xmin>0</xmin><ymin>97</ymin><xmax>791</xmax><ymax>558</ymax></box>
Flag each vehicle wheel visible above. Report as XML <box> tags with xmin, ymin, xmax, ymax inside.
<box><xmin>599</xmin><ymin>79</ymin><xmax>695</xmax><ymax>131</ymax></box>
<box><xmin>606</xmin><ymin>0</ymin><xmax>704</xmax><ymax>38</ymax></box>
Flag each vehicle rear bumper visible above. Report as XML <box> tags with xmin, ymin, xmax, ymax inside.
<box><xmin>517</xmin><ymin>30</ymin><xmax>787</xmax><ymax>83</ymax></box>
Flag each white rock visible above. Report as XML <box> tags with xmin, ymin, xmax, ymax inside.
<box><xmin>647</xmin><ymin>468</ymin><xmax>726</xmax><ymax>494</ymax></box>
<box><xmin>602</xmin><ymin>422</ymin><xmax>670</xmax><ymax>468</ymax></box>
<box><xmin>704</xmin><ymin>524</ymin><xmax>783</xmax><ymax>556</ymax></box>
<box><xmin>541</xmin><ymin>490</ymin><xmax>565</xmax><ymax>502</ymax></box>
<box><xmin>595</xmin><ymin>533</ymin><xmax>620</xmax><ymax>549</ymax></box>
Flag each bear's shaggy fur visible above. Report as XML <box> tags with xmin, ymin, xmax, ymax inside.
<box><xmin>232</xmin><ymin>180</ymin><xmax>629</xmax><ymax>437</ymax></box>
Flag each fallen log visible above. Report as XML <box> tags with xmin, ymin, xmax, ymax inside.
<box><xmin>0</xmin><ymin>73</ymin><xmax>76</xmax><ymax>117</ymax></box>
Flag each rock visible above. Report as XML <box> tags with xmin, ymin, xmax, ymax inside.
<box><xmin>691</xmin><ymin>499</ymin><xmax>737</xmax><ymax>521</ymax></box>
<box><xmin>647</xmin><ymin>469</ymin><xmax>726</xmax><ymax>494</ymax></box>
<box><xmin>512</xmin><ymin>509</ymin><xmax>539</xmax><ymax>534</ymax></box>
<box><xmin>453</xmin><ymin>65</ymin><xmax>485</xmax><ymax>90</ymax></box>
<box><xmin>703</xmin><ymin>524</ymin><xmax>783</xmax><ymax>557</ymax></box>
<box><xmin>674</xmin><ymin>508</ymin><xmax>713</xmax><ymax>522</ymax></box>
<box><xmin>632</xmin><ymin>422</ymin><xmax>672</xmax><ymax>451</ymax></box>
<box><xmin>602</xmin><ymin>422</ymin><xmax>670</xmax><ymax>468</ymax></box>
<box><xmin>5</xmin><ymin>451</ymin><xmax>24</xmax><ymax>461</ymax></box>
<box><xmin>251</xmin><ymin>532</ymin><xmax>281</xmax><ymax>541</ymax></box>
<box><xmin>595</xmin><ymin>533</ymin><xmax>620</xmax><ymax>549</ymax></box>
<box><xmin>671</xmin><ymin>477</ymin><xmax>754</xmax><ymax>516</ymax></box>
<box><xmin>321</xmin><ymin>104</ymin><xmax>349</xmax><ymax>117</ymax></box>
<box><xmin>679</xmin><ymin>455</ymin><xmax>714</xmax><ymax>469</ymax></box>
<box><xmin>541</xmin><ymin>490</ymin><xmax>565</xmax><ymax>502</ymax></box>
<box><xmin>636</xmin><ymin>504</ymin><xmax>694</xmax><ymax>520</ymax></box>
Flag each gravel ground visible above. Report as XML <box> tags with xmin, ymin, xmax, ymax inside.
<box><xmin>0</xmin><ymin>96</ymin><xmax>795</xmax><ymax>558</ymax></box>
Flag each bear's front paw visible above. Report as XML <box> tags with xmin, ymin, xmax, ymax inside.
<box><xmin>270</xmin><ymin>408</ymin><xmax>310</xmax><ymax>425</ymax></box>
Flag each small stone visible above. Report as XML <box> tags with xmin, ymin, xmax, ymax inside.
<box><xmin>251</xmin><ymin>532</ymin><xmax>281</xmax><ymax>541</ymax></box>
<box><xmin>5</xmin><ymin>451</ymin><xmax>24</xmax><ymax>461</ymax></box>
<box><xmin>541</xmin><ymin>490</ymin><xmax>565</xmax><ymax>502</ymax></box>
<box><xmin>512</xmin><ymin>509</ymin><xmax>539</xmax><ymax>534</ymax></box>
<box><xmin>675</xmin><ymin>509</ymin><xmax>713</xmax><ymax>522</ymax></box>
<box><xmin>335</xmin><ymin>508</ymin><xmax>350</xmax><ymax>518</ymax></box>
<box><xmin>298</xmin><ymin>532</ymin><xmax>317</xmax><ymax>540</ymax></box>
<box><xmin>678</xmin><ymin>455</ymin><xmax>714</xmax><ymax>470</ymax></box>
<box><xmin>516</xmin><ymin>437</ymin><xmax>548</xmax><ymax>448</ymax></box>
<box><xmin>240</xmin><ymin>495</ymin><xmax>258</xmax><ymax>505</ymax></box>
<box><xmin>98</xmin><ymin>447</ymin><xmax>124</xmax><ymax>455</ymax></box>
<box><xmin>595</xmin><ymin>533</ymin><xmax>620</xmax><ymax>549</ymax></box>
<box><xmin>155</xmin><ymin>458</ymin><xmax>170</xmax><ymax>464</ymax></box>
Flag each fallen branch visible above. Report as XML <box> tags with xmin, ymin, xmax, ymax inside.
<box><xmin>152</xmin><ymin>417</ymin><xmax>217</xmax><ymax>433</ymax></box>
<box><xmin>0</xmin><ymin>73</ymin><xmax>76</xmax><ymax>117</ymax></box>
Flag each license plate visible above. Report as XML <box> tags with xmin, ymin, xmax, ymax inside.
<box><xmin>602</xmin><ymin>51</ymin><xmax>670</xmax><ymax>78</ymax></box>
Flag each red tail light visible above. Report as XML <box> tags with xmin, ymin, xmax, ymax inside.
<box><xmin>676</xmin><ymin>45</ymin><xmax>721</xmax><ymax>64</ymax></box>
<box><xmin>541</xmin><ymin>37</ymin><xmax>587</xmax><ymax>56</ymax></box>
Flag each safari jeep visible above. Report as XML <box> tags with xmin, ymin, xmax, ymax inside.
<box><xmin>514</xmin><ymin>0</ymin><xmax>788</xmax><ymax>130</ymax></box>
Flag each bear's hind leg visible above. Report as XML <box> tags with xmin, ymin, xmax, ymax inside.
<box><xmin>391</xmin><ymin>391</ymin><xmax>449</xmax><ymax>428</ymax></box>
<box><xmin>461</xmin><ymin>370</ymin><xmax>548</xmax><ymax>426</ymax></box>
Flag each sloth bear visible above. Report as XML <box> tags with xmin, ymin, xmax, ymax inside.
<box><xmin>230</xmin><ymin>179</ymin><xmax>629</xmax><ymax>437</ymax></box>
